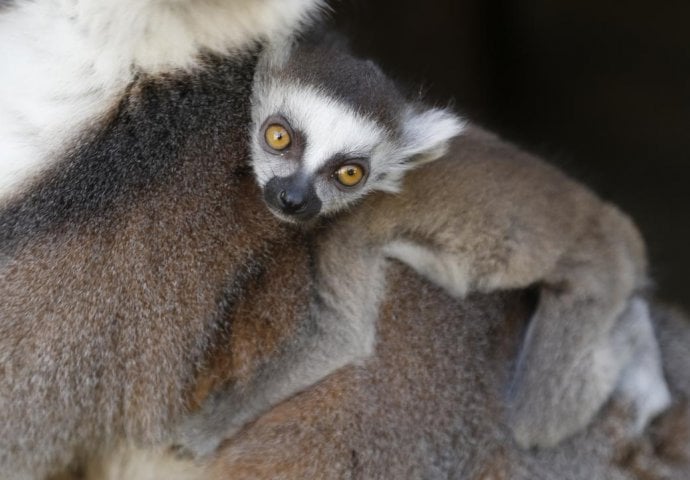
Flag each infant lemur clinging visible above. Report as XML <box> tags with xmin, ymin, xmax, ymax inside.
<box><xmin>173</xmin><ymin>32</ymin><xmax>661</xmax><ymax>457</ymax></box>
<box><xmin>248</xmin><ymin>33</ymin><xmax>662</xmax><ymax>447</ymax></box>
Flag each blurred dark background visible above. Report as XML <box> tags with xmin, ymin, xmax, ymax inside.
<box><xmin>334</xmin><ymin>0</ymin><xmax>689</xmax><ymax>309</ymax></box>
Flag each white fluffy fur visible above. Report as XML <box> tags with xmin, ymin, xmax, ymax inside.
<box><xmin>0</xmin><ymin>0</ymin><xmax>323</xmax><ymax>203</ymax></box>
<box><xmin>399</xmin><ymin>107</ymin><xmax>467</xmax><ymax>165</ymax></box>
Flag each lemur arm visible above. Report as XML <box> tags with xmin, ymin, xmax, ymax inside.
<box><xmin>173</xmin><ymin>224</ymin><xmax>386</xmax><ymax>457</ymax></box>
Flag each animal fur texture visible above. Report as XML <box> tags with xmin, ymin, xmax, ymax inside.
<box><xmin>175</xmin><ymin>122</ymin><xmax>668</xmax><ymax>455</ymax></box>
<box><xmin>74</xmin><ymin>155</ymin><xmax>687</xmax><ymax>476</ymax></box>
<box><xmin>0</xmin><ymin>0</ymin><xmax>679</xmax><ymax>478</ymax></box>
<box><xmin>179</xmin><ymin>35</ymin><xmax>665</xmax><ymax>451</ymax></box>
<box><xmin>75</xmin><ymin>283</ymin><xmax>690</xmax><ymax>480</ymax></box>
<box><xmin>0</xmin><ymin>0</ymin><xmax>326</xmax><ymax>478</ymax></box>
<box><xmin>374</xmin><ymin>128</ymin><xmax>662</xmax><ymax>448</ymax></box>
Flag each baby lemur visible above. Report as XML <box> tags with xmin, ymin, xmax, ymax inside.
<box><xmin>175</xmin><ymin>35</ymin><xmax>656</xmax><ymax>454</ymax></box>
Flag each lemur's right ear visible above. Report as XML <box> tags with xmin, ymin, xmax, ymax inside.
<box><xmin>399</xmin><ymin>108</ymin><xmax>466</xmax><ymax>166</ymax></box>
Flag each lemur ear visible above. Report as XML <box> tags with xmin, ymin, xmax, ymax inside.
<box><xmin>400</xmin><ymin>108</ymin><xmax>465</xmax><ymax>165</ymax></box>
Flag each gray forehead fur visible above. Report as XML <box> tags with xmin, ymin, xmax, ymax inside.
<box><xmin>275</xmin><ymin>34</ymin><xmax>409</xmax><ymax>130</ymax></box>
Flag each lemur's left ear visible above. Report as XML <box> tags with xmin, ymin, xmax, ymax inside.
<box><xmin>400</xmin><ymin>108</ymin><xmax>465</xmax><ymax>165</ymax></box>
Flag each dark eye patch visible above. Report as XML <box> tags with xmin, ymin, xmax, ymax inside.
<box><xmin>258</xmin><ymin>114</ymin><xmax>306</xmax><ymax>159</ymax></box>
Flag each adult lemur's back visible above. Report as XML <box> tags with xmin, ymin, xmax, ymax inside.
<box><xmin>0</xmin><ymin>1</ymin><xmax>324</xmax><ymax>477</ymax></box>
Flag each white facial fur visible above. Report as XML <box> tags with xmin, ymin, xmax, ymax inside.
<box><xmin>251</xmin><ymin>77</ymin><xmax>465</xmax><ymax>217</ymax></box>
<box><xmin>0</xmin><ymin>0</ymin><xmax>324</xmax><ymax>204</ymax></box>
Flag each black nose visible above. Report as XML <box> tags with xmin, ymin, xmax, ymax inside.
<box><xmin>279</xmin><ymin>189</ymin><xmax>307</xmax><ymax>213</ymax></box>
<box><xmin>263</xmin><ymin>175</ymin><xmax>322</xmax><ymax>221</ymax></box>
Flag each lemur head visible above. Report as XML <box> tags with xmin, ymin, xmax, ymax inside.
<box><xmin>250</xmin><ymin>34</ymin><xmax>465</xmax><ymax>223</ymax></box>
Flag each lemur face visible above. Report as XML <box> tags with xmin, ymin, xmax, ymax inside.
<box><xmin>251</xmin><ymin>82</ymin><xmax>392</xmax><ymax>223</ymax></box>
<box><xmin>250</xmin><ymin>45</ymin><xmax>466</xmax><ymax>224</ymax></box>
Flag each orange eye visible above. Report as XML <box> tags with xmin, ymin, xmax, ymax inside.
<box><xmin>335</xmin><ymin>164</ymin><xmax>365</xmax><ymax>187</ymax></box>
<box><xmin>264</xmin><ymin>124</ymin><xmax>291</xmax><ymax>151</ymax></box>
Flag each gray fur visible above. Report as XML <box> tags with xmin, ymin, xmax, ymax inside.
<box><xmin>249</xmin><ymin>36</ymin><xmax>657</xmax><ymax>448</ymax></box>
<box><xmin>369</xmin><ymin>129</ymin><xmax>655</xmax><ymax>448</ymax></box>
<box><xmin>614</xmin><ymin>298</ymin><xmax>670</xmax><ymax>432</ymax></box>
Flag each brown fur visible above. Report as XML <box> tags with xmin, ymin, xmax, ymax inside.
<box><xmin>87</xmin><ymin>272</ymin><xmax>533</xmax><ymax>479</ymax></box>
<box><xmin>203</xmin><ymin>276</ymin><xmax>528</xmax><ymax>480</ymax></box>
<box><xmin>189</xmin><ymin>235</ymin><xmax>312</xmax><ymax>408</ymax></box>
<box><xmin>0</xmin><ymin>83</ymin><xmax>303</xmax><ymax>477</ymax></box>
<box><xmin>85</xmin><ymin>282</ymin><xmax>690</xmax><ymax>479</ymax></box>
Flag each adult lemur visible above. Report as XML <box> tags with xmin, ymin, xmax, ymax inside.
<box><xmin>0</xmin><ymin>1</ymin><xmax>669</xmax><ymax>477</ymax></box>
<box><xmin>174</xmin><ymin>34</ymin><xmax>669</xmax><ymax>455</ymax></box>
<box><xmin>0</xmin><ymin>0</ymin><xmax>331</xmax><ymax>478</ymax></box>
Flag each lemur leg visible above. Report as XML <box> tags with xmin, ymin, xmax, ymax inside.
<box><xmin>507</xmin><ymin>205</ymin><xmax>647</xmax><ymax>448</ymax></box>
<box><xmin>384</xmin><ymin>204</ymin><xmax>648</xmax><ymax>448</ymax></box>
<box><xmin>173</xmin><ymin>230</ymin><xmax>385</xmax><ymax>458</ymax></box>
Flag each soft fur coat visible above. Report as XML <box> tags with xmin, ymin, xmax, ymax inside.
<box><xmin>1</xmin><ymin>1</ymin><xmax>688</xmax><ymax>479</ymax></box>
